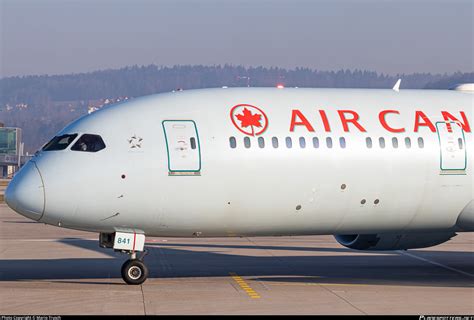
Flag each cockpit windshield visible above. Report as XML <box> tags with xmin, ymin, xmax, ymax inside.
<box><xmin>42</xmin><ymin>134</ymin><xmax>78</xmax><ymax>151</ymax></box>
<box><xmin>71</xmin><ymin>134</ymin><xmax>106</xmax><ymax>152</ymax></box>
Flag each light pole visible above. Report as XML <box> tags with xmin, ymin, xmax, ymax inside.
<box><xmin>237</xmin><ymin>76</ymin><xmax>251</xmax><ymax>87</ymax></box>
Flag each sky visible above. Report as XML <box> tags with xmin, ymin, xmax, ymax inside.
<box><xmin>0</xmin><ymin>0</ymin><xmax>473</xmax><ymax>77</ymax></box>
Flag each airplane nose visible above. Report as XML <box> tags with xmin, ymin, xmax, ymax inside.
<box><xmin>5</xmin><ymin>161</ymin><xmax>45</xmax><ymax>221</ymax></box>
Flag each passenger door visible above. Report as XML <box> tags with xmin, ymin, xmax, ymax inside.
<box><xmin>162</xmin><ymin>120</ymin><xmax>201</xmax><ymax>175</ymax></box>
<box><xmin>436</xmin><ymin>121</ymin><xmax>467</xmax><ymax>172</ymax></box>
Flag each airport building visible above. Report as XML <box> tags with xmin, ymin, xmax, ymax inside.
<box><xmin>0</xmin><ymin>122</ymin><xmax>29</xmax><ymax>178</ymax></box>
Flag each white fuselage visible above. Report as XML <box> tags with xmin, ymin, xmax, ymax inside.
<box><xmin>6</xmin><ymin>88</ymin><xmax>473</xmax><ymax>237</ymax></box>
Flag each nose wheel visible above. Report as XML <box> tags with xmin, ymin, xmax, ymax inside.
<box><xmin>99</xmin><ymin>232</ymin><xmax>148</xmax><ymax>285</ymax></box>
<box><xmin>121</xmin><ymin>259</ymin><xmax>149</xmax><ymax>285</ymax></box>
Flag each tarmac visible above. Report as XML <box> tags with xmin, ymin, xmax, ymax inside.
<box><xmin>0</xmin><ymin>203</ymin><xmax>473</xmax><ymax>315</ymax></box>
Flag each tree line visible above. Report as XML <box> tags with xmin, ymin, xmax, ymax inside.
<box><xmin>0</xmin><ymin>64</ymin><xmax>472</xmax><ymax>153</ymax></box>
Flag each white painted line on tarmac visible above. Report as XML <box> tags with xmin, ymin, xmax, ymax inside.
<box><xmin>398</xmin><ymin>250</ymin><xmax>474</xmax><ymax>278</ymax></box>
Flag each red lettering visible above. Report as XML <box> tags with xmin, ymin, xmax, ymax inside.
<box><xmin>337</xmin><ymin>110</ymin><xmax>366</xmax><ymax>132</ymax></box>
<box><xmin>441</xmin><ymin>111</ymin><xmax>471</xmax><ymax>133</ymax></box>
<box><xmin>318</xmin><ymin>110</ymin><xmax>331</xmax><ymax>132</ymax></box>
<box><xmin>379</xmin><ymin>110</ymin><xmax>405</xmax><ymax>133</ymax></box>
<box><xmin>290</xmin><ymin>109</ymin><xmax>315</xmax><ymax>132</ymax></box>
<box><xmin>414</xmin><ymin>111</ymin><xmax>436</xmax><ymax>132</ymax></box>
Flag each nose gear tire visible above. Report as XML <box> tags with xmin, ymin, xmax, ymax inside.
<box><xmin>121</xmin><ymin>259</ymin><xmax>149</xmax><ymax>285</ymax></box>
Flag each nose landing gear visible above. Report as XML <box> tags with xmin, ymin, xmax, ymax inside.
<box><xmin>121</xmin><ymin>251</ymin><xmax>149</xmax><ymax>285</ymax></box>
<box><xmin>100</xmin><ymin>231</ymin><xmax>148</xmax><ymax>285</ymax></box>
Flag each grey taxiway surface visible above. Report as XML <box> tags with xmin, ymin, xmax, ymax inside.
<box><xmin>0</xmin><ymin>204</ymin><xmax>473</xmax><ymax>315</ymax></box>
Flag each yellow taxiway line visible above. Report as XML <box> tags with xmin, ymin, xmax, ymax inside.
<box><xmin>229</xmin><ymin>272</ymin><xmax>261</xmax><ymax>299</ymax></box>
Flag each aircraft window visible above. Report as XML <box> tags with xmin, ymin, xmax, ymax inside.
<box><xmin>272</xmin><ymin>137</ymin><xmax>279</xmax><ymax>148</ymax></box>
<box><xmin>286</xmin><ymin>137</ymin><xmax>293</xmax><ymax>148</ymax></box>
<box><xmin>258</xmin><ymin>137</ymin><xmax>265</xmax><ymax>148</ymax></box>
<box><xmin>417</xmin><ymin>137</ymin><xmax>424</xmax><ymax>148</ymax></box>
<box><xmin>405</xmin><ymin>137</ymin><xmax>411</xmax><ymax>148</ymax></box>
<box><xmin>379</xmin><ymin>137</ymin><xmax>386</xmax><ymax>148</ymax></box>
<box><xmin>458</xmin><ymin>138</ymin><xmax>464</xmax><ymax>150</ymax></box>
<box><xmin>312</xmin><ymin>137</ymin><xmax>319</xmax><ymax>148</ymax></box>
<box><xmin>326</xmin><ymin>137</ymin><xmax>333</xmax><ymax>148</ymax></box>
<box><xmin>299</xmin><ymin>137</ymin><xmax>306</xmax><ymax>148</ymax></box>
<box><xmin>229</xmin><ymin>137</ymin><xmax>236</xmax><ymax>149</ymax></box>
<box><xmin>366</xmin><ymin>137</ymin><xmax>372</xmax><ymax>148</ymax></box>
<box><xmin>244</xmin><ymin>137</ymin><xmax>251</xmax><ymax>149</ymax></box>
<box><xmin>190</xmin><ymin>137</ymin><xmax>197</xmax><ymax>150</ymax></box>
<box><xmin>339</xmin><ymin>137</ymin><xmax>346</xmax><ymax>149</ymax></box>
<box><xmin>392</xmin><ymin>137</ymin><xmax>398</xmax><ymax>148</ymax></box>
<box><xmin>71</xmin><ymin>134</ymin><xmax>106</xmax><ymax>152</ymax></box>
<box><xmin>42</xmin><ymin>134</ymin><xmax>78</xmax><ymax>151</ymax></box>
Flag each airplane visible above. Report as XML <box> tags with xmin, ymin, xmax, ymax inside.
<box><xmin>5</xmin><ymin>84</ymin><xmax>473</xmax><ymax>285</ymax></box>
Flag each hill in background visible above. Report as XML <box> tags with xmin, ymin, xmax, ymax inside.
<box><xmin>0</xmin><ymin>65</ymin><xmax>472</xmax><ymax>153</ymax></box>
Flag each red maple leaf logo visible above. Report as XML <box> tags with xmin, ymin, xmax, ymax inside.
<box><xmin>230</xmin><ymin>104</ymin><xmax>268</xmax><ymax>136</ymax></box>
<box><xmin>235</xmin><ymin>108</ymin><xmax>262</xmax><ymax>136</ymax></box>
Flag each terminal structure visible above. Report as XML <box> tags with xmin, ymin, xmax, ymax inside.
<box><xmin>0</xmin><ymin>122</ymin><xmax>31</xmax><ymax>178</ymax></box>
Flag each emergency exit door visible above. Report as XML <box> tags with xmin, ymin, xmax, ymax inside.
<box><xmin>162</xmin><ymin>120</ymin><xmax>201</xmax><ymax>175</ymax></box>
<box><xmin>436</xmin><ymin>121</ymin><xmax>467</xmax><ymax>171</ymax></box>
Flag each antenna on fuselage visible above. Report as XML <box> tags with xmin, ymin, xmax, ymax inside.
<box><xmin>392</xmin><ymin>79</ymin><xmax>401</xmax><ymax>92</ymax></box>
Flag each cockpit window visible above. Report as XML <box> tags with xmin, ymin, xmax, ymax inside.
<box><xmin>71</xmin><ymin>134</ymin><xmax>106</xmax><ymax>152</ymax></box>
<box><xmin>42</xmin><ymin>134</ymin><xmax>78</xmax><ymax>151</ymax></box>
